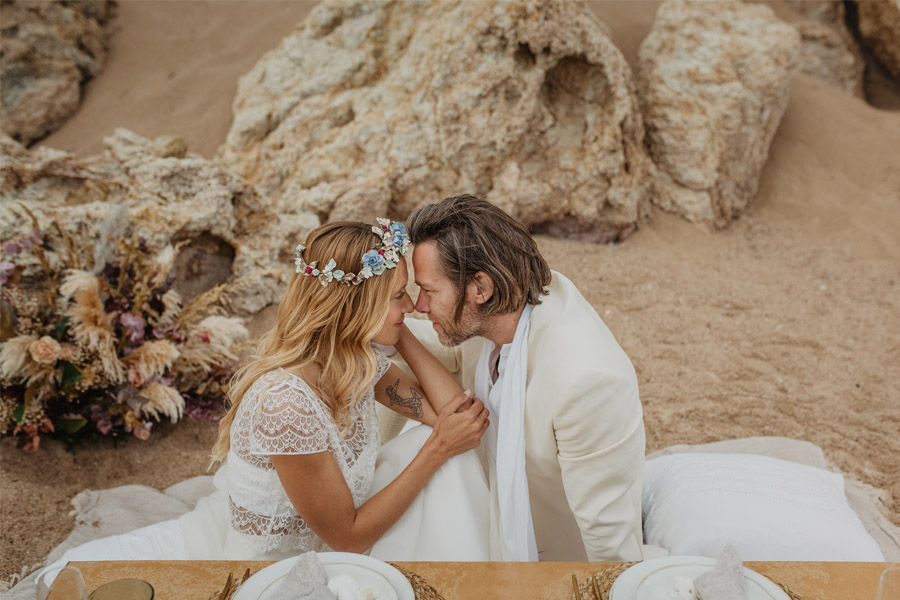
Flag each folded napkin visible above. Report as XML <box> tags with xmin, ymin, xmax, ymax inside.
<box><xmin>694</xmin><ymin>545</ymin><xmax>748</xmax><ymax>600</ymax></box>
<box><xmin>276</xmin><ymin>552</ymin><xmax>335</xmax><ymax>600</ymax></box>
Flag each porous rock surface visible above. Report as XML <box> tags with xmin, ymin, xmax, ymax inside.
<box><xmin>855</xmin><ymin>0</ymin><xmax>900</xmax><ymax>81</ymax></box>
<box><xmin>637</xmin><ymin>0</ymin><xmax>800</xmax><ymax>227</ymax></box>
<box><xmin>220</xmin><ymin>0</ymin><xmax>653</xmax><ymax>242</ymax></box>
<box><xmin>0</xmin><ymin>129</ymin><xmax>319</xmax><ymax>315</ymax></box>
<box><xmin>0</xmin><ymin>0</ymin><xmax>116</xmax><ymax>146</ymax></box>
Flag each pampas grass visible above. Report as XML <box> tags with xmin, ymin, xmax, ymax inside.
<box><xmin>124</xmin><ymin>340</ymin><xmax>180</xmax><ymax>383</ymax></box>
<box><xmin>175</xmin><ymin>316</ymin><xmax>248</xmax><ymax>373</ymax></box>
<box><xmin>148</xmin><ymin>289</ymin><xmax>181</xmax><ymax>328</ymax></box>
<box><xmin>59</xmin><ymin>269</ymin><xmax>125</xmax><ymax>383</ymax></box>
<box><xmin>138</xmin><ymin>382</ymin><xmax>184</xmax><ymax>423</ymax></box>
<box><xmin>0</xmin><ymin>336</ymin><xmax>47</xmax><ymax>385</ymax></box>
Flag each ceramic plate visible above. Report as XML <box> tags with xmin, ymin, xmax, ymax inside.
<box><xmin>609</xmin><ymin>556</ymin><xmax>790</xmax><ymax>600</ymax></box>
<box><xmin>233</xmin><ymin>552</ymin><xmax>413</xmax><ymax>600</ymax></box>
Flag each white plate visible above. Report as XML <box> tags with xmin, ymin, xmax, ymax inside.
<box><xmin>233</xmin><ymin>552</ymin><xmax>414</xmax><ymax>600</ymax></box>
<box><xmin>609</xmin><ymin>556</ymin><xmax>790</xmax><ymax>600</ymax></box>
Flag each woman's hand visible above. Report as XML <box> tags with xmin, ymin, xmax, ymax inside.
<box><xmin>427</xmin><ymin>389</ymin><xmax>489</xmax><ymax>460</ymax></box>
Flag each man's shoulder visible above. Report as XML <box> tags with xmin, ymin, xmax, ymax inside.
<box><xmin>531</xmin><ymin>271</ymin><xmax>614</xmax><ymax>350</ymax></box>
<box><xmin>527</xmin><ymin>271</ymin><xmax>638</xmax><ymax>395</ymax></box>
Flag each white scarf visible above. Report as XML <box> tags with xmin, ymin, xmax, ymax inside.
<box><xmin>474</xmin><ymin>304</ymin><xmax>537</xmax><ymax>561</ymax></box>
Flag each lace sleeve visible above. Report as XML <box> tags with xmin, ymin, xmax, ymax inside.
<box><xmin>248</xmin><ymin>377</ymin><xmax>330</xmax><ymax>456</ymax></box>
<box><xmin>375</xmin><ymin>350</ymin><xmax>392</xmax><ymax>381</ymax></box>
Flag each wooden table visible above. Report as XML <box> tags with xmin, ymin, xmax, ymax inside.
<box><xmin>65</xmin><ymin>560</ymin><xmax>895</xmax><ymax>599</ymax></box>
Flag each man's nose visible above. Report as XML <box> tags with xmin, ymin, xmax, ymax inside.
<box><xmin>414</xmin><ymin>293</ymin><xmax>429</xmax><ymax>314</ymax></box>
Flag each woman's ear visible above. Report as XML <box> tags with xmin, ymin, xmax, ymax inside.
<box><xmin>469</xmin><ymin>271</ymin><xmax>495</xmax><ymax>305</ymax></box>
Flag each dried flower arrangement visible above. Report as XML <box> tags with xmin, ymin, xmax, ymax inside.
<box><xmin>0</xmin><ymin>205</ymin><xmax>250</xmax><ymax>451</ymax></box>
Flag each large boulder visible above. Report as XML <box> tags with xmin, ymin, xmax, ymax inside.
<box><xmin>220</xmin><ymin>0</ymin><xmax>653</xmax><ymax>242</ymax></box>
<box><xmin>780</xmin><ymin>0</ymin><xmax>864</xmax><ymax>97</ymax></box>
<box><xmin>0</xmin><ymin>129</ymin><xmax>319</xmax><ymax>315</ymax></box>
<box><xmin>637</xmin><ymin>0</ymin><xmax>800</xmax><ymax>227</ymax></box>
<box><xmin>855</xmin><ymin>0</ymin><xmax>900</xmax><ymax>82</ymax></box>
<box><xmin>0</xmin><ymin>1</ymin><xmax>116</xmax><ymax>145</ymax></box>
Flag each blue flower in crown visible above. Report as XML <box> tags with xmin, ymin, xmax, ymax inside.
<box><xmin>391</xmin><ymin>231</ymin><xmax>406</xmax><ymax>248</ymax></box>
<box><xmin>389</xmin><ymin>222</ymin><xmax>407</xmax><ymax>236</ymax></box>
<box><xmin>361</xmin><ymin>249</ymin><xmax>385</xmax><ymax>272</ymax></box>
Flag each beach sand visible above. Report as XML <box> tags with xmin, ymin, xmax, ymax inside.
<box><xmin>2</xmin><ymin>0</ymin><xmax>899</xmax><ymax>581</ymax></box>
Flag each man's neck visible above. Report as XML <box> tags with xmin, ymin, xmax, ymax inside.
<box><xmin>480</xmin><ymin>305</ymin><xmax>526</xmax><ymax>347</ymax></box>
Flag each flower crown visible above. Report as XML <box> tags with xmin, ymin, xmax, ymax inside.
<box><xmin>294</xmin><ymin>218</ymin><xmax>411</xmax><ymax>287</ymax></box>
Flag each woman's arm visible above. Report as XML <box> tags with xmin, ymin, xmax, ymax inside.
<box><xmin>392</xmin><ymin>324</ymin><xmax>466</xmax><ymax>415</ymax></box>
<box><xmin>271</xmin><ymin>391</ymin><xmax>488</xmax><ymax>553</ymax></box>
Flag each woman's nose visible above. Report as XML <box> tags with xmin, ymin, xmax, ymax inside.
<box><xmin>402</xmin><ymin>294</ymin><xmax>415</xmax><ymax>313</ymax></box>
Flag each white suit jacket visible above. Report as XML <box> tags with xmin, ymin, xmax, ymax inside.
<box><xmin>403</xmin><ymin>270</ymin><xmax>645</xmax><ymax>561</ymax></box>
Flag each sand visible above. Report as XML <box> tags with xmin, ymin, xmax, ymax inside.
<box><xmin>3</xmin><ymin>0</ymin><xmax>899</xmax><ymax>583</ymax></box>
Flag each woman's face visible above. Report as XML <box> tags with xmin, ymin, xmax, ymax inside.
<box><xmin>371</xmin><ymin>257</ymin><xmax>415</xmax><ymax>346</ymax></box>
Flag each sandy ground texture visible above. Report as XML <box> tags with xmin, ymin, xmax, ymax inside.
<box><xmin>3</xmin><ymin>0</ymin><xmax>900</xmax><ymax>583</ymax></box>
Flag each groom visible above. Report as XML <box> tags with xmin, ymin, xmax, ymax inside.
<box><xmin>402</xmin><ymin>195</ymin><xmax>645</xmax><ymax>562</ymax></box>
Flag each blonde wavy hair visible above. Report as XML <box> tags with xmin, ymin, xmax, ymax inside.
<box><xmin>210</xmin><ymin>221</ymin><xmax>398</xmax><ymax>465</ymax></box>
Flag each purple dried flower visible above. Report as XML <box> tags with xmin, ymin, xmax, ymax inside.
<box><xmin>97</xmin><ymin>418</ymin><xmax>113</xmax><ymax>435</ymax></box>
<box><xmin>18</xmin><ymin>236</ymin><xmax>32</xmax><ymax>250</ymax></box>
<box><xmin>120</xmin><ymin>312</ymin><xmax>146</xmax><ymax>343</ymax></box>
<box><xmin>31</xmin><ymin>227</ymin><xmax>44</xmax><ymax>243</ymax></box>
<box><xmin>2</xmin><ymin>241</ymin><xmax>21</xmax><ymax>255</ymax></box>
<box><xmin>0</xmin><ymin>261</ymin><xmax>15</xmax><ymax>285</ymax></box>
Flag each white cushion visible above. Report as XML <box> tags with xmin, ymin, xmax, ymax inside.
<box><xmin>642</xmin><ymin>453</ymin><xmax>884</xmax><ymax>561</ymax></box>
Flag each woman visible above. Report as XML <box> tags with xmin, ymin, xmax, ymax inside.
<box><xmin>37</xmin><ymin>219</ymin><xmax>492</xmax><ymax>588</ymax></box>
<box><xmin>206</xmin><ymin>218</ymin><xmax>491</xmax><ymax>559</ymax></box>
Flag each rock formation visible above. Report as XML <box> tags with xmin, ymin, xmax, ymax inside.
<box><xmin>855</xmin><ymin>0</ymin><xmax>900</xmax><ymax>82</ymax></box>
<box><xmin>0</xmin><ymin>129</ymin><xmax>319</xmax><ymax>316</ymax></box>
<box><xmin>220</xmin><ymin>0</ymin><xmax>653</xmax><ymax>242</ymax></box>
<box><xmin>0</xmin><ymin>1</ymin><xmax>117</xmax><ymax>146</ymax></box>
<box><xmin>781</xmin><ymin>0</ymin><xmax>864</xmax><ymax>97</ymax></box>
<box><xmin>637</xmin><ymin>0</ymin><xmax>800</xmax><ymax>227</ymax></box>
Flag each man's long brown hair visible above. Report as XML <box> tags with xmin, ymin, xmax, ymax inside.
<box><xmin>407</xmin><ymin>194</ymin><xmax>550</xmax><ymax>320</ymax></box>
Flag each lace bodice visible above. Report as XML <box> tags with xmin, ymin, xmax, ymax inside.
<box><xmin>225</xmin><ymin>352</ymin><xmax>390</xmax><ymax>556</ymax></box>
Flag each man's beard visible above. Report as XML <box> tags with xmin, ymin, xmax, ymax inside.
<box><xmin>433</xmin><ymin>303</ymin><xmax>484</xmax><ymax>347</ymax></box>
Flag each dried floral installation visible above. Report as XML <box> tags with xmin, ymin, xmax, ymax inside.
<box><xmin>0</xmin><ymin>204</ymin><xmax>251</xmax><ymax>451</ymax></box>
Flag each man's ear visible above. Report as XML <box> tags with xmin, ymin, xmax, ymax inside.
<box><xmin>469</xmin><ymin>272</ymin><xmax>494</xmax><ymax>305</ymax></box>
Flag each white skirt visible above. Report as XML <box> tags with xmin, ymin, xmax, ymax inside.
<box><xmin>37</xmin><ymin>424</ymin><xmax>493</xmax><ymax>590</ymax></box>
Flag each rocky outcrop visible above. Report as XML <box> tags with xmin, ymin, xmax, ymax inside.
<box><xmin>0</xmin><ymin>129</ymin><xmax>319</xmax><ymax>315</ymax></box>
<box><xmin>637</xmin><ymin>0</ymin><xmax>800</xmax><ymax>227</ymax></box>
<box><xmin>856</xmin><ymin>0</ymin><xmax>900</xmax><ymax>81</ymax></box>
<box><xmin>0</xmin><ymin>1</ymin><xmax>117</xmax><ymax>146</ymax></box>
<box><xmin>220</xmin><ymin>0</ymin><xmax>653</xmax><ymax>242</ymax></box>
<box><xmin>780</xmin><ymin>0</ymin><xmax>864</xmax><ymax>97</ymax></box>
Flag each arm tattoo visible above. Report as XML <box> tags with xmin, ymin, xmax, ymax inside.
<box><xmin>385</xmin><ymin>378</ymin><xmax>424</xmax><ymax>419</ymax></box>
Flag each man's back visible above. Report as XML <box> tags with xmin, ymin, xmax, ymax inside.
<box><xmin>522</xmin><ymin>271</ymin><xmax>645</xmax><ymax>561</ymax></box>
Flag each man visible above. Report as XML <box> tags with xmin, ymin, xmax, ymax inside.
<box><xmin>402</xmin><ymin>194</ymin><xmax>645</xmax><ymax>562</ymax></box>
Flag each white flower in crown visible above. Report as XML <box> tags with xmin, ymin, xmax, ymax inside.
<box><xmin>318</xmin><ymin>258</ymin><xmax>346</xmax><ymax>287</ymax></box>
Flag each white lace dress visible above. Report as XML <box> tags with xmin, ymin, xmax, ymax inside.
<box><xmin>37</xmin><ymin>352</ymin><xmax>493</xmax><ymax>589</ymax></box>
<box><xmin>223</xmin><ymin>353</ymin><xmax>388</xmax><ymax>557</ymax></box>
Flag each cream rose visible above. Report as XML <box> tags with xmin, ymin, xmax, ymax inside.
<box><xmin>29</xmin><ymin>336</ymin><xmax>61</xmax><ymax>364</ymax></box>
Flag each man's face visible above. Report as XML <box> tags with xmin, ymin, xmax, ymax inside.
<box><xmin>412</xmin><ymin>241</ymin><xmax>484</xmax><ymax>346</ymax></box>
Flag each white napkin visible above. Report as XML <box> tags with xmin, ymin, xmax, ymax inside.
<box><xmin>277</xmin><ymin>552</ymin><xmax>335</xmax><ymax>600</ymax></box>
<box><xmin>694</xmin><ymin>545</ymin><xmax>748</xmax><ymax>600</ymax></box>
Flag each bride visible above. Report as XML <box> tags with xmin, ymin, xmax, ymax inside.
<box><xmin>38</xmin><ymin>219</ymin><xmax>493</xmax><ymax>587</ymax></box>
